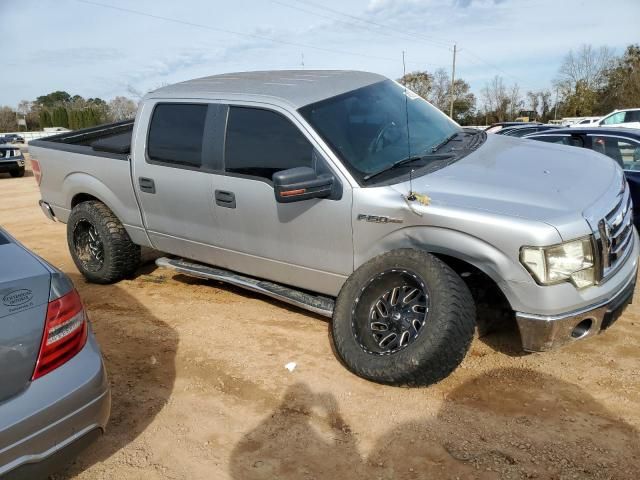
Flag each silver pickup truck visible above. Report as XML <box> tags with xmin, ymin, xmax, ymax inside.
<box><xmin>30</xmin><ymin>70</ymin><xmax>638</xmax><ymax>386</ymax></box>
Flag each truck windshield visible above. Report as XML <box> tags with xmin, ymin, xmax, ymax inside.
<box><xmin>299</xmin><ymin>80</ymin><xmax>461</xmax><ymax>183</ymax></box>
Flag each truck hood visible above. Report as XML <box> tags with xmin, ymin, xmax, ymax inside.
<box><xmin>393</xmin><ymin>133</ymin><xmax>620</xmax><ymax>239</ymax></box>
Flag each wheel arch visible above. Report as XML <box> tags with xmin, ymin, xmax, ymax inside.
<box><xmin>354</xmin><ymin>226</ymin><xmax>531</xmax><ymax>312</ymax></box>
<box><xmin>63</xmin><ymin>173</ymin><xmax>152</xmax><ymax>247</ymax></box>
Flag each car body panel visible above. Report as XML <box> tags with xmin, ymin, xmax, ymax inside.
<box><xmin>0</xmin><ymin>228</ymin><xmax>110</xmax><ymax>478</ymax></box>
<box><xmin>0</xmin><ymin>237</ymin><xmax>51</xmax><ymax>402</ymax></box>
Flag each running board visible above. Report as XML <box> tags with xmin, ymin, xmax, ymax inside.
<box><xmin>155</xmin><ymin>257</ymin><xmax>335</xmax><ymax>318</ymax></box>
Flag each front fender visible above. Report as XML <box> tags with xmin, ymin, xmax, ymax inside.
<box><xmin>355</xmin><ymin>225</ymin><xmax>532</xmax><ymax>285</ymax></box>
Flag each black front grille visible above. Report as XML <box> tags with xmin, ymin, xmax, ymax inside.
<box><xmin>598</xmin><ymin>184</ymin><xmax>634</xmax><ymax>280</ymax></box>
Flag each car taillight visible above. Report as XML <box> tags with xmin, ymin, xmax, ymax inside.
<box><xmin>31</xmin><ymin>158</ymin><xmax>42</xmax><ymax>185</ymax></box>
<box><xmin>32</xmin><ymin>288</ymin><xmax>88</xmax><ymax>380</ymax></box>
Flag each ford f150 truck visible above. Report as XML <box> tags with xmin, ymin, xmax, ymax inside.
<box><xmin>30</xmin><ymin>70</ymin><xmax>638</xmax><ymax>386</ymax></box>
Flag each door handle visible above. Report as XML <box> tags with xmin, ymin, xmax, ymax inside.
<box><xmin>215</xmin><ymin>190</ymin><xmax>236</xmax><ymax>208</ymax></box>
<box><xmin>139</xmin><ymin>177</ymin><xmax>156</xmax><ymax>194</ymax></box>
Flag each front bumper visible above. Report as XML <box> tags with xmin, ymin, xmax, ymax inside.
<box><xmin>0</xmin><ymin>157</ymin><xmax>25</xmax><ymax>172</ymax></box>
<box><xmin>516</xmin><ymin>265</ymin><xmax>637</xmax><ymax>351</ymax></box>
<box><xmin>0</xmin><ymin>331</ymin><xmax>110</xmax><ymax>478</ymax></box>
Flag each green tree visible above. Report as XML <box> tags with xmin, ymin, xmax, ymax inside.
<box><xmin>36</xmin><ymin>91</ymin><xmax>71</xmax><ymax>108</ymax></box>
<box><xmin>597</xmin><ymin>44</ymin><xmax>640</xmax><ymax>112</ymax></box>
<box><xmin>52</xmin><ymin>106</ymin><xmax>69</xmax><ymax>128</ymax></box>
<box><xmin>39</xmin><ymin>110</ymin><xmax>52</xmax><ymax>128</ymax></box>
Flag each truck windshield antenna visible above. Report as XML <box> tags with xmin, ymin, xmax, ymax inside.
<box><xmin>402</xmin><ymin>51</ymin><xmax>416</xmax><ymax>201</ymax></box>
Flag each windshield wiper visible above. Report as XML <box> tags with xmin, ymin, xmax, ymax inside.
<box><xmin>363</xmin><ymin>153</ymin><xmax>454</xmax><ymax>182</ymax></box>
<box><xmin>431</xmin><ymin>132</ymin><xmax>461</xmax><ymax>153</ymax></box>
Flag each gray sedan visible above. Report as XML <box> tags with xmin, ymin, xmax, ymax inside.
<box><xmin>0</xmin><ymin>227</ymin><xmax>110</xmax><ymax>479</ymax></box>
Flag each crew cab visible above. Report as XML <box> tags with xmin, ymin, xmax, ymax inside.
<box><xmin>30</xmin><ymin>71</ymin><xmax>638</xmax><ymax>386</ymax></box>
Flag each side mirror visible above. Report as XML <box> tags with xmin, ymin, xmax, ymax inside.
<box><xmin>273</xmin><ymin>166</ymin><xmax>334</xmax><ymax>203</ymax></box>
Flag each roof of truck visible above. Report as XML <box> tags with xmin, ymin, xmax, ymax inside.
<box><xmin>147</xmin><ymin>70</ymin><xmax>387</xmax><ymax>108</ymax></box>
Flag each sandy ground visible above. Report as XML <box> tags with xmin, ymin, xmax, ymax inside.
<box><xmin>1</xmin><ymin>157</ymin><xmax>639</xmax><ymax>480</ymax></box>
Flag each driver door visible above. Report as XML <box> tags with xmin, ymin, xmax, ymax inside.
<box><xmin>213</xmin><ymin>105</ymin><xmax>354</xmax><ymax>296</ymax></box>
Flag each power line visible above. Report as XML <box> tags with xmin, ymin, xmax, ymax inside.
<box><xmin>295</xmin><ymin>0</ymin><xmax>453</xmax><ymax>49</ymax></box>
<box><xmin>267</xmin><ymin>0</ymin><xmax>449</xmax><ymax>69</ymax></box>
<box><xmin>76</xmin><ymin>0</ymin><xmax>419</xmax><ymax>66</ymax></box>
<box><xmin>284</xmin><ymin>0</ymin><xmax>534</xmax><ymax>88</ymax></box>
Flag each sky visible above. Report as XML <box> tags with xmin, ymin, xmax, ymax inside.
<box><xmin>0</xmin><ymin>0</ymin><xmax>638</xmax><ymax>108</ymax></box>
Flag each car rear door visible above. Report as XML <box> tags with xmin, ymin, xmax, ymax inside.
<box><xmin>132</xmin><ymin>101</ymin><xmax>229</xmax><ymax>263</ymax></box>
<box><xmin>0</xmin><ymin>231</ymin><xmax>51</xmax><ymax>403</ymax></box>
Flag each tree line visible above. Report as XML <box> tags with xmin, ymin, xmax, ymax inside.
<box><xmin>0</xmin><ymin>92</ymin><xmax>138</xmax><ymax>132</ymax></box>
<box><xmin>399</xmin><ymin>43</ymin><xmax>639</xmax><ymax>125</ymax></box>
<box><xmin>1</xmin><ymin>43</ymin><xmax>638</xmax><ymax>131</ymax></box>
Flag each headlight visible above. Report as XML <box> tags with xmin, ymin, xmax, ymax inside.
<box><xmin>521</xmin><ymin>237</ymin><xmax>595</xmax><ymax>288</ymax></box>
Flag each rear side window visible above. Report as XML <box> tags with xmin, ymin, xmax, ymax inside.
<box><xmin>148</xmin><ymin>103</ymin><xmax>208</xmax><ymax>168</ymax></box>
<box><xmin>225</xmin><ymin>107</ymin><xmax>314</xmax><ymax>180</ymax></box>
<box><xmin>625</xmin><ymin>110</ymin><xmax>640</xmax><ymax>123</ymax></box>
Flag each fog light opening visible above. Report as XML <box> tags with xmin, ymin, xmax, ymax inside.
<box><xmin>571</xmin><ymin>319</ymin><xmax>593</xmax><ymax>339</ymax></box>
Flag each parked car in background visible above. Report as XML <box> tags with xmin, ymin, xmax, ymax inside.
<box><xmin>497</xmin><ymin>124</ymin><xmax>560</xmax><ymax>137</ymax></box>
<box><xmin>4</xmin><ymin>134</ymin><xmax>25</xmax><ymax>144</ymax></box>
<box><xmin>0</xmin><ymin>227</ymin><xmax>110</xmax><ymax>479</ymax></box>
<box><xmin>485</xmin><ymin>121</ymin><xmax>542</xmax><ymax>133</ymax></box>
<box><xmin>597</xmin><ymin>108</ymin><xmax>640</xmax><ymax>129</ymax></box>
<box><xmin>30</xmin><ymin>70</ymin><xmax>638</xmax><ymax>386</ymax></box>
<box><xmin>525</xmin><ymin>127</ymin><xmax>640</xmax><ymax>227</ymax></box>
<box><xmin>0</xmin><ymin>143</ymin><xmax>26</xmax><ymax>177</ymax></box>
<box><xmin>570</xmin><ymin>117</ymin><xmax>601</xmax><ymax>128</ymax></box>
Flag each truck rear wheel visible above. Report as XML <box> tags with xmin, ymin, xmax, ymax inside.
<box><xmin>9</xmin><ymin>167</ymin><xmax>25</xmax><ymax>177</ymax></box>
<box><xmin>67</xmin><ymin>200</ymin><xmax>140</xmax><ymax>284</ymax></box>
<box><xmin>331</xmin><ymin>249</ymin><xmax>476</xmax><ymax>386</ymax></box>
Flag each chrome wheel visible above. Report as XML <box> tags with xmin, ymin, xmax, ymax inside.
<box><xmin>352</xmin><ymin>269</ymin><xmax>429</xmax><ymax>355</ymax></box>
<box><xmin>73</xmin><ymin>220</ymin><xmax>104</xmax><ymax>272</ymax></box>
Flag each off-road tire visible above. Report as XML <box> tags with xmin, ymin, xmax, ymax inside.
<box><xmin>9</xmin><ymin>167</ymin><xmax>25</xmax><ymax>177</ymax></box>
<box><xmin>67</xmin><ymin>200</ymin><xmax>140</xmax><ymax>284</ymax></box>
<box><xmin>331</xmin><ymin>249</ymin><xmax>476</xmax><ymax>386</ymax></box>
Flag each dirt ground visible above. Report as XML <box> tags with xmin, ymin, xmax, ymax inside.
<box><xmin>1</xmin><ymin>157</ymin><xmax>639</xmax><ymax>480</ymax></box>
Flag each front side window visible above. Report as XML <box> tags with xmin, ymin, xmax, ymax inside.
<box><xmin>224</xmin><ymin>107</ymin><xmax>314</xmax><ymax>180</ymax></box>
<box><xmin>533</xmin><ymin>135</ymin><xmax>584</xmax><ymax>147</ymax></box>
<box><xmin>592</xmin><ymin>136</ymin><xmax>640</xmax><ymax>169</ymax></box>
<box><xmin>299</xmin><ymin>80</ymin><xmax>461</xmax><ymax>183</ymax></box>
<box><xmin>602</xmin><ymin>111</ymin><xmax>625</xmax><ymax>125</ymax></box>
<box><xmin>147</xmin><ymin>103</ymin><xmax>208</xmax><ymax>168</ymax></box>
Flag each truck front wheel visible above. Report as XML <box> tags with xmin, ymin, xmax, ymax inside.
<box><xmin>67</xmin><ymin>200</ymin><xmax>140</xmax><ymax>284</ymax></box>
<box><xmin>9</xmin><ymin>167</ymin><xmax>25</xmax><ymax>177</ymax></box>
<box><xmin>331</xmin><ymin>249</ymin><xmax>476</xmax><ymax>386</ymax></box>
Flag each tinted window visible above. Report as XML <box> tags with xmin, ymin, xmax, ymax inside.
<box><xmin>299</xmin><ymin>80</ymin><xmax>460</xmax><ymax>183</ymax></box>
<box><xmin>625</xmin><ymin>110</ymin><xmax>640</xmax><ymax>123</ymax></box>
<box><xmin>225</xmin><ymin>107</ymin><xmax>314</xmax><ymax>180</ymax></box>
<box><xmin>148</xmin><ymin>103</ymin><xmax>208</xmax><ymax>167</ymax></box>
<box><xmin>591</xmin><ymin>136</ymin><xmax>640</xmax><ymax>169</ymax></box>
<box><xmin>533</xmin><ymin>135</ymin><xmax>583</xmax><ymax>147</ymax></box>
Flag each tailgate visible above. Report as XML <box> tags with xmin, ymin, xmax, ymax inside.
<box><xmin>0</xmin><ymin>236</ymin><xmax>51</xmax><ymax>403</ymax></box>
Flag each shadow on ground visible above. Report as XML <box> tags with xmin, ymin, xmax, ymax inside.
<box><xmin>53</xmin><ymin>273</ymin><xmax>178</xmax><ymax>479</ymax></box>
<box><xmin>230</xmin><ymin>368</ymin><xmax>640</xmax><ymax>480</ymax></box>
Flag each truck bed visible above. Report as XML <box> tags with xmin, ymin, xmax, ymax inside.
<box><xmin>30</xmin><ymin>120</ymin><xmax>134</xmax><ymax>159</ymax></box>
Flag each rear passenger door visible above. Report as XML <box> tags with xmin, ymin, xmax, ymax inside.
<box><xmin>132</xmin><ymin>101</ymin><xmax>228</xmax><ymax>261</ymax></box>
<box><xmin>213</xmin><ymin>105</ymin><xmax>353</xmax><ymax>296</ymax></box>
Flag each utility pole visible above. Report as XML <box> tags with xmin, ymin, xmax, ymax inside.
<box><xmin>449</xmin><ymin>43</ymin><xmax>457</xmax><ymax>119</ymax></box>
<box><xmin>554</xmin><ymin>87</ymin><xmax>559</xmax><ymax>121</ymax></box>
